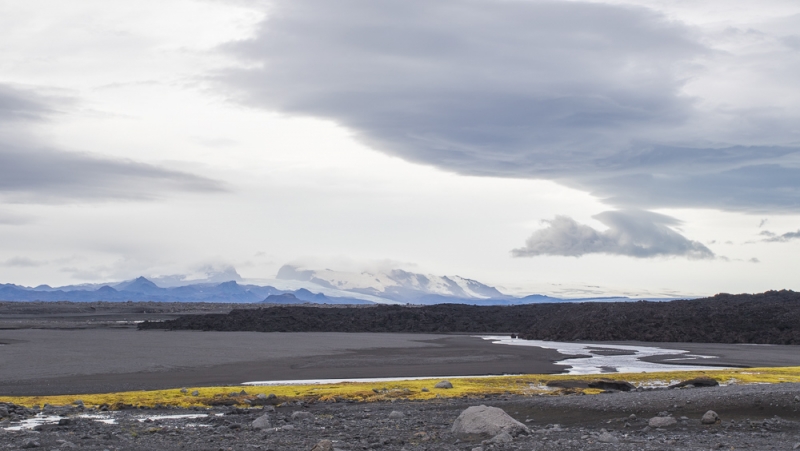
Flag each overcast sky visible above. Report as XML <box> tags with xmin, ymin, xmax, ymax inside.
<box><xmin>1</xmin><ymin>0</ymin><xmax>799</xmax><ymax>297</ymax></box>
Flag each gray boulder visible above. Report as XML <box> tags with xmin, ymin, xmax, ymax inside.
<box><xmin>452</xmin><ymin>405</ymin><xmax>530</xmax><ymax>439</ymax></box>
<box><xmin>252</xmin><ymin>414</ymin><xmax>272</xmax><ymax>429</ymax></box>
<box><xmin>648</xmin><ymin>416</ymin><xmax>677</xmax><ymax>428</ymax></box>
<box><xmin>701</xmin><ymin>410</ymin><xmax>720</xmax><ymax>425</ymax></box>
<box><xmin>435</xmin><ymin>380</ymin><xmax>454</xmax><ymax>389</ymax></box>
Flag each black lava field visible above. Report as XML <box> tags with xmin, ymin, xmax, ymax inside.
<box><xmin>139</xmin><ymin>290</ymin><xmax>800</xmax><ymax>344</ymax></box>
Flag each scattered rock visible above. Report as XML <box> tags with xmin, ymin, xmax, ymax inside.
<box><xmin>451</xmin><ymin>405</ymin><xmax>530</xmax><ymax>439</ymax></box>
<box><xmin>421</xmin><ymin>387</ymin><xmax>429</xmax><ymax>392</ymax></box>
<box><xmin>388</xmin><ymin>410</ymin><xmax>405</xmax><ymax>419</ymax></box>
<box><xmin>546</xmin><ymin>380</ymin><xmax>590</xmax><ymax>389</ymax></box>
<box><xmin>670</xmin><ymin>377</ymin><xmax>720</xmax><ymax>389</ymax></box>
<box><xmin>0</xmin><ymin>406</ymin><xmax>8</xmax><ymax>418</ymax></box>
<box><xmin>486</xmin><ymin>431</ymin><xmax>513</xmax><ymax>444</ymax></box>
<box><xmin>72</xmin><ymin>400</ymin><xmax>84</xmax><ymax>408</ymax></box>
<box><xmin>597</xmin><ymin>432</ymin><xmax>619</xmax><ymax>444</ymax></box>
<box><xmin>21</xmin><ymin>438</ymin><xmax>41</xmax><ymax>449</ymax></box>
<box><xmin>291</xmin><ymin>411</ymin><xmax>314</xmax><ymax>421</ymax></box>
<box><xmin>587</xmin><ymin>379</ymin><xmax>635</xmax><ymax>391</ymax></box>
<box><xmin>180</xmin><ymin>387</ymin><xmax>188</xmax><ymax>394</ymax></box>
<box><xmin>702</xmin><ymin>410</ymin><xmax>720</xmax><ymax>425</ymax></box>
<box><xmin>252</xmin><ymin>414</ymin><xmax>272</xmax><ymax>429</ymax></box>
<box><xmin>191</xmin><ymin>390</ymin><xmax>199</xmax><ymax>397</ymax></box>
<box><xmin>310</xmin><ymin>439</ymin><xmax>334</xmax><ymax>451</ymax></box>
<box><xmin>435</xmin><ymin>380</ymin><xmax>453</xmax><ymax>389</ymax></box>
<box><xmin>648</xmin><ymin>416</ymin><xmax>677</xmax><ymax>428</ymax></box>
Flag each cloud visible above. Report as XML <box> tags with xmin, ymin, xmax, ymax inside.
<box><xmin>1</xmin><ymin>257</ymin><xmax>46</xmax><ymax>267</ymax></box>
<box><xmin>512</xmin><ymin>210</ymin><xmax>714</xmax><ymax>259</ymax></box>
<box><xmin>0</xmin><ymin>84</ymin><xmax>226</xmax><ymax>203</ymax></box>
<box><xmin>218</xmin><ymin>0</ymin><xmax>800</xmax><ymax>213</ymax></box>
<box><xmin>762</xmin><ymin>229</ymin><xmax>800</xmax><ymax>242</ymax></box>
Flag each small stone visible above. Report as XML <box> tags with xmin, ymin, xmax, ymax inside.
<box><xmin>191</xmin><ymin>390</ymin><xmax>199</xmax><ymax>397</ymax></box>
<box><xmin>486</xmin><ymin>431</ymin><xmax>513</xmax><ymax>444</ymax></box>
<box><xmin>257</xmin><ymin>393</ymin><xmax>268</xmax><ymax>400</ymax></box>
<box><xmin>702</xmin><ymin>410</ymin><xmax>720</xmax><ymax>425</ymax></box>
<box><xmin>597</xmin><ymin>432</ymin><xmax>619</xmax><ymax>444</ymax></box>
<box><xmin>292</xmin><ymin>411</ymin><xmax>314</xmax><ymax>421</ymax></box>
<box><xmin>180</xmin><ymin>388</ymin><xmax>188</xmax><ymax>394</ymax></box>
<box><xmin>72</xmin><ymin>400</ymin><xmax>84</xmax><ymax>408</ymax></box>
<box><xmin>21</xmin><ymin>439</ymin><xmax>41</xmax><ymax>449</ymax></box>
<box><xmin>252</xmin><ymin>414</ymin><xmax>271</xmax><ymax>429</ymax></box>
<box><xmin>388</xmin><ymin>410</ymin><xmax>405</xmax><ymax>419</ymax></box>
<box><xmin>421</xmin><ymin>387</ymin><xmax>429</xmax><ymax>392</ymax></box>
<box><xmin>310</xmin><ymin>439</ymin><xmax>334</xmax><ymax>451</ymax></box>
<box><xmin>648</xmin><ymin>416</ymin><xmax>677</xmax><ymax>428</ymax></box>
<box><xmin>628</xmin><ymin>414</ymin><xmax>636</xmax><ymax>420</ymax></box>
<box><xmin>435</xmin><ymin>380</ymin><xmax>454</xmax><ymax>389</ymax></box>
<box><xmin>471</xmin><ymin>447</ymin><xmax>484</xmax><ymax>451</ymax></box>
<box><xmin>792</xmin><ymin>442</ymin><xmax>800</xmax><ymax>450</ymax></box>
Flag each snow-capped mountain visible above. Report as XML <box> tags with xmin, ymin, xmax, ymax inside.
<box><xmin>276</xmin><ymin>265</ymin><xmax>508</xmax><ymax>302</ymax></box>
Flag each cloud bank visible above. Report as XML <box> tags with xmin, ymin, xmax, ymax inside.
<box><xmin>220</xmin><ymin>0</ymin><xmax>800</xmax><ymax>213</ymax></box>
<box><xmin>0</xmin><ymin>84</ymin><xmax>225</xmax><ymax>203</ymax></box>
<box><xmin>512</xmin><ymin>210</ymin><xmax>714</xmax><ymax>259</ymax></box>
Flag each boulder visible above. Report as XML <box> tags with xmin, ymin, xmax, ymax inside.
<box><xmin>310</xmin><ymin>439</ymin><xmax>334</xmax><ymax>451</ymax></box>
<box><xmin>648</xmin><ymin>416</ymin><xmax>677</xmax><ymax>428</ymax></box>
<box><xmin>435</xmin><ymin>380</ymin><xmax>454</xmax><ymax>389</ymax></box>
<box><xmin>587</xmin><ymin>379</ymin><xmax>635</xmax><ymax>391</ymax></box>
<box><xmin>701</xmin><ymin>410</ymin><xmax>720</xmax><ymax>425</ymax></box>
<box><xmin>669</xmin><ymin>377</ymin><xmax>719</xmax><ymax>389</ymax></box>
<box><xmin>251</xmin><ymin>414</ymin><xmax>272</xmax><ymax>429</ymax></box>
<box><xmin>451</xmin><ymin>405</ymin><xmax>530</xmax><ymax>439</ymax></box>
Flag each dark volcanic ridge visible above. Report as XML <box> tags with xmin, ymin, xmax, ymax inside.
<box><xmin>139</xmin><ymin>290</ymin><xmax>800</xmax><ymax>345</ymax></box>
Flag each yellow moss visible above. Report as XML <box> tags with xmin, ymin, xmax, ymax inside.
<box><xmin>2</xmin><ymin>367</ymin><xmax>798</xmax><ymax>409</ymax></box>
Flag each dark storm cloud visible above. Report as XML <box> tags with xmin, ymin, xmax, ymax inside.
<box><xmin>512</xmin><ymin>210</ymin><xmax>714</xmax><ymax>259</ymax></box>
<box><xmin>219</xmin><ymin>0</ymin><xmax>800</xmax><ymax>212</ymax></box>
<box><xmin>0</xmin><ymin>84</ymin><xmax>226</xmax><ymax>202</ymax></box>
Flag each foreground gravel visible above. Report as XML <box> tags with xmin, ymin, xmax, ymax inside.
<box><xmin>3</xmin><ymin>382</ymin><xmax>800</xmax><ymax>450</ymax></box>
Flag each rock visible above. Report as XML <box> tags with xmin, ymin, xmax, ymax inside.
<box><xmin>21</xmin><ymin>439</ymin><xmax>41</xmax><ymax>448</ymax></box>
<box><xmin>388</xmin><ymin>410</ymin><xmax>405</xmax><ymax>419</ymax></box>
<box><xmin>546</xmin><ymin>380</ymin><xmax>590</xmax><ymax>389</ymax></box>
<box><xmin>486</xmin><ymin>431</ymin><xmax>513</xmax><ymax>444</ymax></box>
<box><xmin>72</xmin><ymin>400</ymin><xmax>84</xmax><ymax>408</ymax></box>
<box><xmin>180</xmin><ymin>387</ymin><xmax>188</xmax><ymax>394</ymax></box>
<box><xmin>702</xmin><ymin>410</ymin><xmax>720</xmax><ymax>425</ymax></box>
<box><xmin>587</xmin><ymin>379</ymin><xmax>635</xmax><ymax>391</ymax></box>
<box><xmin>310</xmin><ymin>440</ymin><xmax>334</xmax><ymax>451</ymax></box>
<box><xmin>251</xmin><ymin>414</ymin><xmax>272</xmax><ymax>429</ymax></box>
<box><xmin>435</xmin><ymin>380</ymin><xmax>454</xmax><ymax>389</ymax></box>
<box><xmin>451</xmin><ymin>405</ymin><xmax>530</xmax><ymax>439</ymax></box>
<box><xmin>597</xmin><ymin>432</ymin><xmax>619</xmax><ymax>444</ymax></box>
<box><xmin>257</xmin><ymin>393</ymin><xmax>268</xmax><ymax>400</ymax></box>
<box><xmin>793</xmin><ymin>442</ymin><xmax>800</xmax><ymax>450</ymax></box>
<box><xmin>292</xmin><ymin>411</ymin><xmax>315</xmax><ymax>421</ymax></box>
<box><xmin>191</xmin><ymin>390</ymin><xmax>199</xmax><ymax>397</ymax></box>
<box><xmin>421</xmin><ymin>387</ymin><xmax>429</xmax><ymax>392</ymax></box>
<box><xmin>648</xmin><ymin>416</ymin><xmax>677</xmax><ymax>428</ymax></box>
<box><xmin>795</xmin><ymin>395</ymin><xmax>800</xmax><ymax>403</ymax></box>
<box><xmin>669</xmin><ymin>377</ymin><xmax>719</xmax><ymax>389</ymax></box>
<box><xmin>0</xmin><ymin>406</ymin><xmax>8</xmax><ymax>418</ymax></box>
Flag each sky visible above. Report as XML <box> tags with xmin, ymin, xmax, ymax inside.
<box><xmin>1</xmin><ymin>0</ymin><xmax>799</xmax><ymax>297</ymax></box>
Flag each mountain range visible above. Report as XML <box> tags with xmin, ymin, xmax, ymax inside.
<box><xmin>0</xmin><ymin>265</ymin><xmax>664</xmax><ymax>305</ymax></box>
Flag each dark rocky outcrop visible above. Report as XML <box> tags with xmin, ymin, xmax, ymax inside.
<box><xmin>139</xmin><ymin>290</ymin><xmax>800</xmax><ymax>344</ymax></box>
